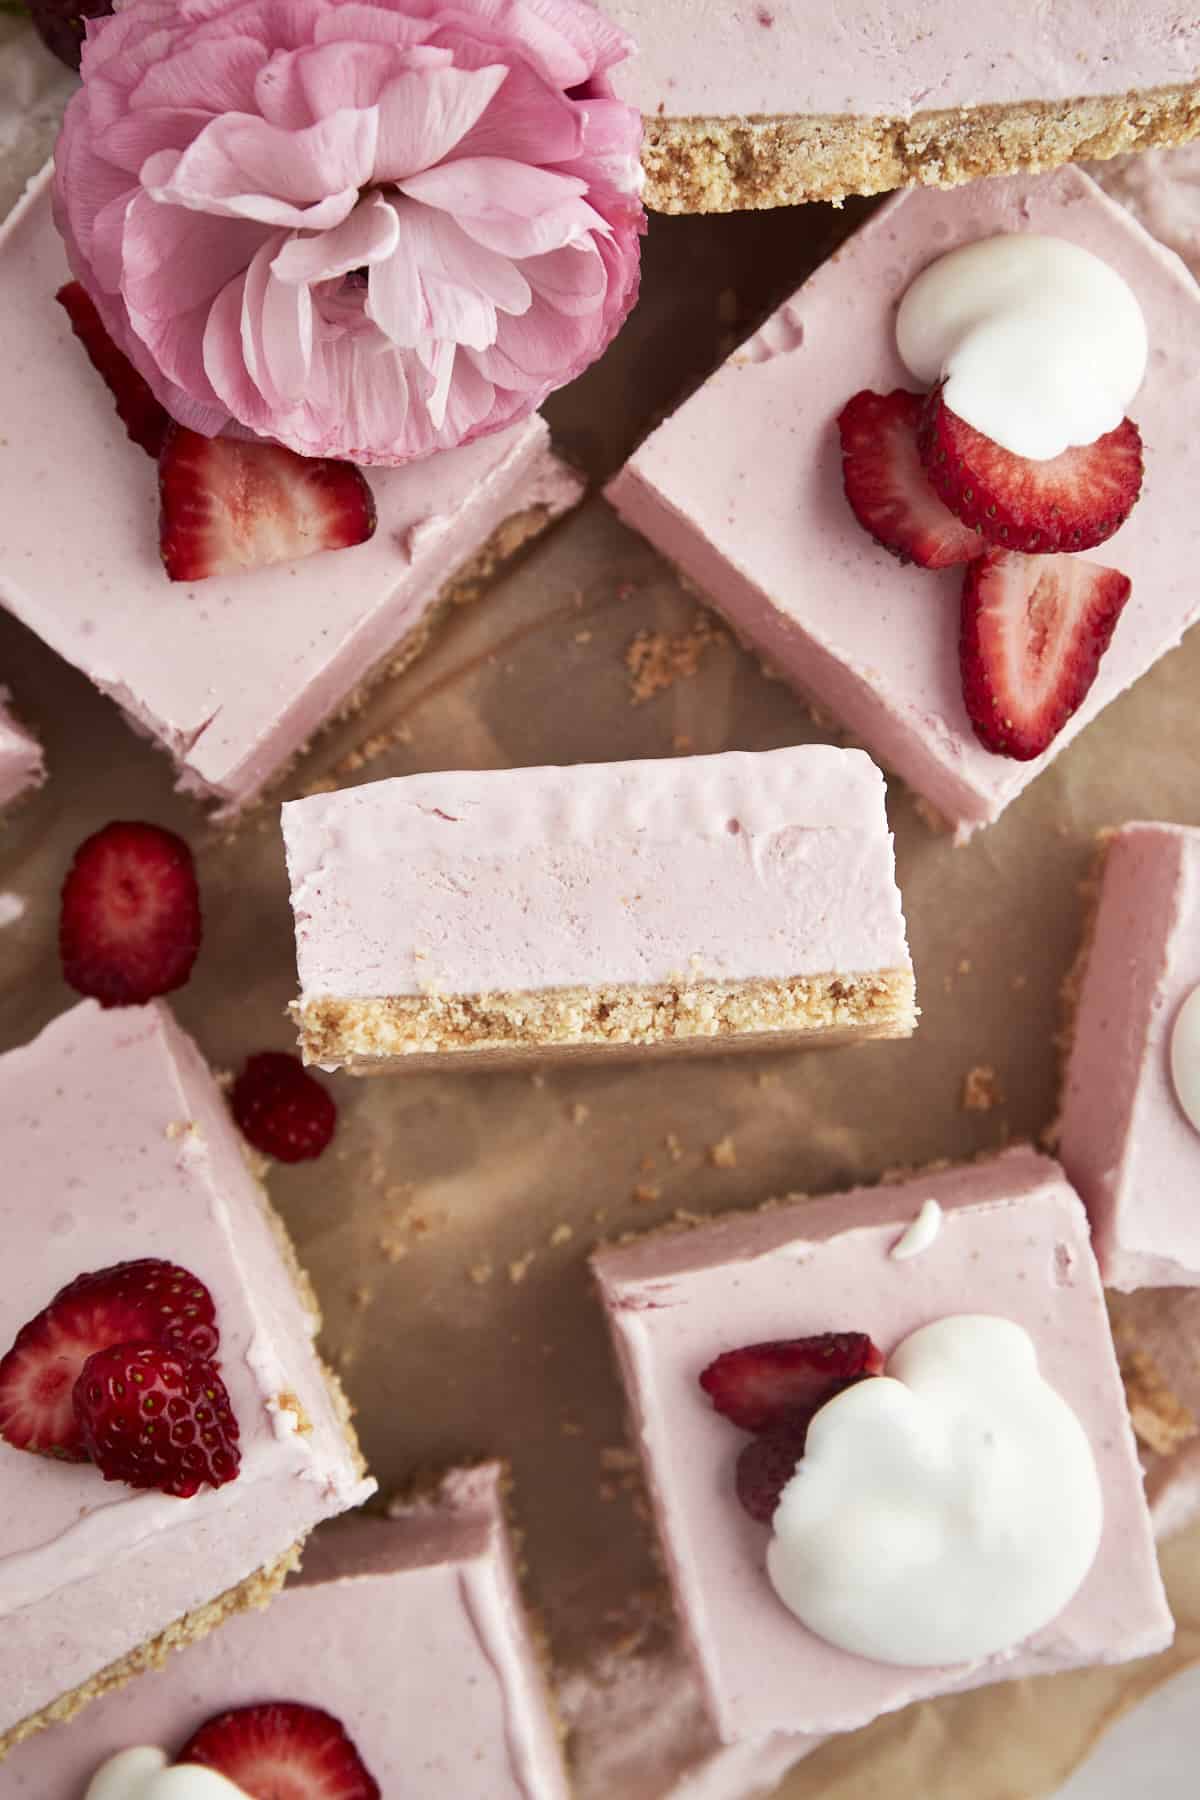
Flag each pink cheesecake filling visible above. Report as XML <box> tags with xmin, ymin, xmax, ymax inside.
<box><xmin>592</xmin><ymin>1148</ymin><xmax>1171</xmax><ymax>1744</ymax></box>
<box><xmin>4</xmin><ymin>1464</ymin><xmax>567</xmax><ymax>1798</ymax></box>
<box><xmin>0</xmin><ymin>168</ymin><xmax>582</xmax><ymax>816</ymax></box>
<box><xmin>605</xmin><ymin>168</ymin><xmax>1200</xmax><ymax>839</ymax></box>
<box><xmin>0</xmin><ymin>695</ymin><xmax>43</xmax><ymax>811</ymax></box>
<box><xmin>1059</xmin><ymin>823</ymin><xmax>1200</xmax><ymax>1290</ymax></box>
<box><xmin>601</xmin><ymin>0</ymin><xmax>1199</xmax><ymax>119</ymax></box>
<box><xmin>0</xmin><ymin>1001</ymin><xmax>374</xmax><ymax>1746</ymax></box>
<box><xmin>284</xmin><ymin>746</ymin><xmax>910</xmax><ymax>1001</ymax></box>
<box><xmin>1094</xmin><ymin>144</ymin><xmax>1200</xmax><ymax>283</ymax></box>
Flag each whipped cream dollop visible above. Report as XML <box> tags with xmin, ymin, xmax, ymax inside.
<box><xmin>896</xmin><ymin>236</ymin><xmax>1148</xmax><ymax>461</ymax></box>
<box><xmin>85</xmin><ymin>1749</ymin><xmax>243</xmax><ymax>1800</ymax></box>
<box><xmin>889</xmin><ymin>1198</ymin><xmax>942</xmax><ymax>1261</ymax></box>
<box><xmin>1170</xmin><ymin>985</ymin><xmax>1200</xmax><ymax>1136</ymax></box>
<box><xmin>766</xmin><ymin>1315</ymin><xmax>1103</xmax><ymax>1667</ymax></box>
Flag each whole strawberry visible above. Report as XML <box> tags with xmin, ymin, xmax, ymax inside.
<box><xmin>27</xmin><ymin>0</ymin><xmax>112</xmax><ymax>70</ymax></box>
<box><xmin>59</xmin><ymin>820</ymin><xmax>202</xmax><ymax>1008</ymax></box>
<box><xmin>74</xmin><ymin>1342</ymin><xmax>241</xmax><ymax>1499</ymax></box>
<box><xmin>232</xmin><ymin>1052</ymin><xmax>337</xmax><ymax>1164</ymax></box>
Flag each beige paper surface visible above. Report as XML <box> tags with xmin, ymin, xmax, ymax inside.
<box><xmin>2</xmin><ymin>22</ymin><xmax>1199</xmax><ymax>1795</ymax></box>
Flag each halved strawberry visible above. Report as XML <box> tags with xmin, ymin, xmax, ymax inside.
<box><xmin>0</xmin><ymin>1260</ymin><xmax>219</xmax><ymax>1460</ymax></box>
<box><xmin>736</xmin><ymin>1421</ymin><xmax>812</xmax><ymax>1525</ymax></box>
<box><xmin>920</xmin><ymin>386</ymin><xmax>1143</xmax><ymax>555</ymax></box>
<box><xmin>837</xmin><ymin>389</ymin><xmax>985</xmax><ymax>569</ymax></box>
<box><xmin>178</xmin><ymin>1701</ymin><xmax>381</xmax><ymax>1798</ymax></box>
<box><xmin>699</xmin><ymin>1332</ymin><xmax>883</xmax><ymax>1434</ymax></box>
<box><xmin>159</xmin><ymin>427</ymin><xmax>377</xmax><ymax>583</ymax></box>
<box><xmin>960</xmin><ymin>549</ymin><xmax>1132</xmax><ymax>760</ymax></box>
<box><xmin>56</xmin><ymin>282</ymin><xmax>169</xmax><ymax>459</ymax></box>
<box><xmin>231</xmin><ymin>1052</ymin><xmax>337</xmax><ymax>1164</ymax></box>
<box><xmin>60</xmin><ymin>821</ymin><xmax>202</xmax><ymax>1007</ymax></box>
<box><xmin>74</xmin><ymin>1342</ymin><xmax>241</xmax><ymax>1499</ymax></box>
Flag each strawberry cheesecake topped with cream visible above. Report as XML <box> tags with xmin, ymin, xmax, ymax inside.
<box><xmin>0</xmin><ymin>999</ymin><xmax>374</xmax><ymax>1757</ymax></box>
<box><xmin>0</xmin><ymin>693</ymin><xmax>44</xmax><ymax>813</ymax></box>
<box><xmin>607</xmin><ymin>167</ymin><xmax>1200</xmax><ymax>839</ymax></box>
<box><xmin>592</xmin><ymin>1149</ymin><xmax>1171</xmax><ymax>1743</ymax></box>
<box><xmin>601</xmin><ymin>0</ymin><xmax>1200</xmax><ymax>212</ymax></box>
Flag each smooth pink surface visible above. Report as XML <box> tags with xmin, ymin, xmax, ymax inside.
<box><xmin>592</xmin><ymin>1149</ymin><xmax>1171</xmax><ymax>1743</ymax></box>
<box><xmin>0</xmin><ymin>1000</ymin><xmax>374</xmax><ymax>1744</ymax></box>
<box><xmin>1094</xmin><ymin>145</ymin><xmax>1200</xmax><ymax>284</ymax></box>
<box><xmin>282</xmin><ymin>746</ymin><xmax>911</xmax><ymax>1010</ymax></box>
<box><xmin>0</xmin><ymin>171</ymin><xmax>582</xmax><ymax>813</ymax></box>
<box><xmin>5</xmin><ymin>1464</ymin><xmax>567</xmax><ymax>1799</ymax></box>
<box><xmin>0</xmin><ymin>697</ymin><xmax>43</xmax><ymax>811</ymax></box>
<box><xmin>1059</xmin><ymin>823</ymin><xmax>1200</xmax><ymax>1289</ymax></box>
<box><xmin>55</xmin><ymin>0</ymin><xmax>642</xmax><ymax>465</ymax></box>
<box><xmin>601</xmin><ymin>0</ymin><xmax>1198</xmax><ymax>119</ymax></box>
<box><xmin>605</xmin><ymin>169</ymin><xmax>1200</xmax><ymax>839</ymax></box>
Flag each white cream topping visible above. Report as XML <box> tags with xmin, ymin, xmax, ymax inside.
<box><xmin>766</xmin><ymin>1315</ymin><xmax>1103</xmax><ymax>1667</ymax></box>
<box><xmin>1170</xmin><ymin>984</ymin><xmax>1200</xmax><ymax>1136</ymax></box>
<box><xmin>889</xmin><ymin>1198</ymin><xmax>942</xmax><ymax>1261</ymax></box>
<box><xmin>85</xmin><ymin>1750</ymin><xmax>244</xmax><ymax>1800</ymax></box>
<box><xmin>896</xmin><ymin>235</ymin><xmax>1147</xmax><ymax>461</ymax></box>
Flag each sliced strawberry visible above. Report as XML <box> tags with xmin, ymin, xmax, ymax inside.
<box><xmin>59</xmin><ymin>820</ymin><xmax>202</xmax><ymax>1008</ymax></box>
<box><xmin>0</xmin><ymin>1260</ymin><xmax>219</xmax><ymax>1460</ymax></box>
<box><xmin>56</xmin><ymin>282</ymin><xmax>169</xmax><ymax>459</ymax></box>
<box><xmin>960</xmin><ymin>549</ymin><xmax>1132</xmax><ymax>760</ymax></box>
<box><xmin>699</xmin><ymin>1332</ymin><xmax>883</xmax><ymax>1434</ymax></box>
<box><xmin>178</xmin><ymin>1701</ymin><xmax>381</xmax><ymax>1798</ymax></box>
<box><xmin>837</xmin><ymin>389</ymin><xmax>985</xmax><ymax>569</ymax></box>
<box><xmin>231</xmin><ymin>1052</ymin><xmax>338</xmax><ymax>1164</ymax></box>
<box><xmin>920</xmin><ymin>386</ymin><xmax>1143</xmax><ymax>555</ymax></box>
<box><xmin>736</xmin><ymin>1421</ymin><xmax>811</xmax><ymax>1524</ymax></box>
<box><xmin>74</xmin><ymin>1342</ymin><xmax>241</xmax><ymax>1499</ymax></box>
<box><xmin>159</xmin><ymin>427</ymin><xmax>377</xmax><ymax>583</ymax></box>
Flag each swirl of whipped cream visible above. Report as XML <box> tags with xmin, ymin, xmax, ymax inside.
<box><xmin>85</xmin><ymin>1748</ymin><xmax>243</xmax><ymax>1800</ymax></box>
<box><xmin>896</xmin><ymin>235</ymin><xmax>1147</xmax><ymax>461</ymax></box>
<box><xmin>766</xmin><ymin>1314</ymin><xmax>1103</xmax><ymax>1667</ymax></box>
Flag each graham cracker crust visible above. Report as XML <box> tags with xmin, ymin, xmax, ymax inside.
<box><xmin>641</xmin><ymin>81</ymin><xmax>1200</xmax><ymax>212</ymax></box>
<box><xmin>294</xmin><ymin>968</ymin><xmax>918</xmax><ymax>1073</ymax></box>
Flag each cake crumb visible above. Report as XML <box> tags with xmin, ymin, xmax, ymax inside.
<box><xmin>957</xmin><ymin>958</ymin><xmax>973</xmax><ymax>976</ymax></box>
<box><xmin>1119</xmin><ymin>1347</ymin><xmax>1198</xmax><ymax>1457</ymax></box>
<box><xmin>664</xmin><ymin>1131</ymin><xmax>684</xmax><ymax>1163</ymax></box>
<box><xmin>707</xmin><ymin>1134</ymin><xmax>738</xmax><ymax>1169</ymax></box>
<box><xmin>509</xmin><ymin>1253</ymin><xmax>536</xmax><ymax>1285</ymax></box>
<box><xmin>756</xmin><ymin>1070</ymin><xmax>781</xmax><ymax>1089</ymax></box>
<box><xmin>549</xmin><ymin>1223</ymin><xmax>574</xmax><ymax>1247</ymax></box>
<box><xmin>570</xmin><ymin>1102</ymin><xmax>591</xmax><ymax>1126</ymax></box>
<box><xmin>574</xmin><ymin>629</ymin><xmax>593</xmax><ymax>645</ymax></box>
<box><xmin>273</xmin><ymin>1391</ymin><xmax>313</xmax><ymax>1435</ymax></box>
<box><xmin>632</xmin><ymin>1183</ymin><xmax>661</xmax><ymax>1206</ymax></box>
<box><xmin>561</xmin><ymin>1418</ymin><xmax>584</xmax><ymax>1438</ymax></box>
<box><xmin>468</xmin><ymin>1261</ymin><xmax>494</xmax><ymax>1286</ymax></box>
<box><xmin>961</xmin><ymin>1065</ymin><xmax>1003</xmax><ymax>1112</ymax></box>
<box><xmin>377</xmin><ymin>1235</ymin><xmax>409</xmax><ymax>1264</ymax></box>
<box><xmin>624</xmin><ymin>612</ymin><xmax>728</xmax><ymax>704</ymax></box>
<box><xmin>671</xmin><ymin>733</ymin><xmax>693</xmax><ymax>754</ymax></box>
<box><xmin>638</xmin><ymin>1153</ymin><xmax>657</xmax><ymax>1174</ymax></box>
<box><xmin>350</xmin><ymin>1284</ymin><xmax>372</xmax><ymax>1311</ymax></box>
<box><xmin>600</xmin><ymin>1446</ymin><xmax>640</xmax><ymax>1472</ymax></box>
<box><xmin>165</xmin><ymin>1119</ymin><xmax>201</xmax><ymax>1142</ymax></box>
<box><xmin>674</xmin><ymin>1208</ymin><xmax>706</xmax><ymax>1225</ymax></box>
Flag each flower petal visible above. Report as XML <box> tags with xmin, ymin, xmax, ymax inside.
<box><xmin>372</xmin><ymin>64</ymin><xmax>508</xmax><ymax>182</ymax></box>
<box><xmin>142</xmin><ymin>107</ymin><xmax>379</xmax><ymax>228</ymax></box>
<box><xmin>398</xmin><ymin>156</ymin><xmax>605</xmax><ymax>260</ymax></box>
<box><xmin>271</xmin><ymin>192</ymin><xmax>400</xmax><ymax>286</ymax></box>
<box><xmin>128</xmin><ymin>37</ymin><xmax>267</xmax><ymax>116</ymax></box>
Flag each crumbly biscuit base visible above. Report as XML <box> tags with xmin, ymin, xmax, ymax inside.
<box><xmin>642</xmin><ymin>81</ymin><xmax>1200</xmax><ymax>213</ymax></box>
<box><xmin>295</xmin><ymin>968</ymin><xmax>918</xmax><ymax>1073</ymax></box>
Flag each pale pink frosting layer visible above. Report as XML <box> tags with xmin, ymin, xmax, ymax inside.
<box><xmin>1094</xmin><ymin>144</ymin><xmax>1200</xmax><ymax>284</ymax></box>
<box><xmin>592</xmin><ymin>1148</ymin><xmax>1171</xmax><ymax>1743</ymax></box>
<box><xmin>600</xmin><ymin>0</ymin><xmax>1198</xmax><ymax>119</ymax></box>
<box><xmin>283</xmin><ymin>745</ymin><xmax>911</xmax><ymax>1003</ymax></box>
<box><xmin>0</xmin><ymin>169</ymin><xmax>582</xmax><ymax>814</ymax></box>
<box><xmin>5</xmin><ymin>1464</ymin><xmax>566</xmax><ymax>1798</ymax></box>
<box><xmin>1059</xmin><ymin>823</ymin><xmax>1200</xmax><ymax>1290</ymax></box>
<box><xmin>605</xmin><ymin>169</ymin><xmax>1200</xmax><ymax>839</ymax></box>
<box><xmin>0</xmin><ymin>695</ymin><xmax>43</xmax><ymax>811</ymax></box>
<box><xmin>0</xmin><ymin>1000</ymin><xmax>375</xmax><ymax>1742</ymax></box>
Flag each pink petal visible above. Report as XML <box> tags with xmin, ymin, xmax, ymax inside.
<box><xmin>373</xmin><ymin>64</ymin><xmax>508</xmax><ymax>182</ymax></box>
<box><xmin>120</xmin><ymin>187</ymin><xmax>269</xmax><ymax>321</ymax></box>
<box><xmin>449</xmin><ymin>57</ymin><xmax>583</xmax><ymax>166</ymax></box>
<box><xmin>365</xmin><ymin>201</ymin><xmax>430</xmax><ymax>348</ymax></box>
<box><xmin>94</xmin><ymin>107</ymin><xmax>212</xmax><ymax>177</ymax></box>
<box><xmin>128</xmin><ymin>37</ymin><xmax>268</xmax><ymax>116</ymax></box>
<box><xmin>142</xmin><ymin>108</ymin><xmax>378</xmax><ymax>228</ymax></box>
<box><xmin>312</xmin><ymin>2</ymin><xmax>430</xmax><ymax>49</ymax></box>
<box><xmin>271</xmin><ymin>192</ymin><xmax>400</xmax><ymax>285</ymax></box>
<box><xmin>254</xmin><ymin>42</ymin><xmax>406</xmax><ymax>127</ymax></box>
<box><xmin>398</xmin><ymin>157</ymin><xmax>601</xmax><ymax>261</ymax></box>
<box><xmin>262</xmin><ymin>266</ymin><xmax>314</xmax><ymax>400</ymax></box>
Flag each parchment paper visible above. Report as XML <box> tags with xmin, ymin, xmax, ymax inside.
<box><xmin>2</xmin><ymin>23</ymin><xmax>1200</xmax><ymax>1796</ymax></box>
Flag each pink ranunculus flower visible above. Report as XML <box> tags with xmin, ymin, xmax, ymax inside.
<box><xmin>54</xmin><ymin>0</ymin><xmax>644</xmax><ymax>465</ymax></box>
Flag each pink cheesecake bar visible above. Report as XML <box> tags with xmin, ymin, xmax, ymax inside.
<box><xmin>606</xmin><ymin>168</ymin><xmax>1200</xmax><ymax>841</ymax></box>
<box><xmin>1058</xmin><ymin>824</ymin><xmax>1200</xmax><ymax>1291</ymax></box>
<box><xmin>0</xmin><ymin>999</ymin><xmax>374</xmax><ymax>1757</ymax></box>
<box><xmin>4</xmin><ymin>1463</ymin><xmax>568</xmax><ymax>1798</ymax></box>
<box><xmin>282</xmin><ymin>745</ymin><xmax>915</xmax><ymax>1072</ymax></box>
<box><xmin>591</xmin><ymin>1148</ymin><xmax>1171</xmax><ymax>1743</ymax></box>
<box><xmin>0</xmin><ymin>169</ymin><xmax>582</xmax><ymax>818</ymax></box>
<box><xmin>602</xmin><ymin>0</ymin><xmax>1200</xmax><ymax>211</ymax></box>
<box><xmin>0</xmin><ymin>693</ymin><xmax>43</xmax><ymax>812</ymax></box>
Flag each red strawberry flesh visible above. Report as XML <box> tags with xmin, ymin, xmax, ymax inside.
<box><xmin>74</xmin><ymin>1342</ymin><xmax>241</xmax><ymax>1499</ymax></box>
<box><xmin>699</xmin><ymin>1331</ymin><xmax>884</xmax><ymax>1434</ymax></box>
<box><xmin>960</xmin><ymin>549</ymin><xmax>1132</xmax><ymax>760</ymax></box>
<box><xmin>0</xmin><ymin>1259</ymin><xmax>219</xmax><ymax>1461</ymax></box>
<box><xmin>837</xmin><ymin>389</ymin><xmax>985</xmax><ymax>570</ymax></box>
<box><xmin>232</xmin><ymin>1052</ymin><xmax>338</xmax><ymax>1164</ymax></box>
<box><xmin>59</xmin><ymin>820</ymin><xmax>202</xmax><ymax>1008</ymax></box>
<box><xmin>920</xmin><ymin>386</ymin><xmax>1143</xmax><ymax>555</ymax></box>
<box><xmin>736</xmin><ymin>1421</ymin><xmax>812</xmax><ymax>1524</ymax></box>
<box><xmin>178</xmin><ymin>1700</ymin><xmax>381</xmax><ymax>1799</ymax></box>
<box><xmin>56</xmin><ymin>282</ymin><xmax>169</xmax><ymax>459</ymax></box>
<box><xmin>159</xmin><ymin>427</ymin><xmax>377</xmax><ymax>583</ymax></box>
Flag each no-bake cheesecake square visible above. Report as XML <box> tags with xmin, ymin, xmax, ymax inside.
<box><xmin>0</xmin><ymin>168</ymin><xmax>582</xmax><ymax>818</ymax></box>
<box><xmin>1059</xmin><ymin>823</ymin><xmax>1200</xmax><ymax>1291</ymax></box>
<box><xmin>282</xmin><ymin>745</ymin><xmax>916</xmax><ymax>1072</ymax></box>
<box><xmin>591</xmin><ymin>1148</ymin><xmax>1171</xmax><ymax>1744</ymax></box>
<box><xmin>606</xmin><ymin>168</ymin><xmax>1200</xmax><ymax>840</ymax></box>
<box><xmin>5</xmin><ymin>1463</ymin><xmax>567</xmax><ymax>1798</ymax></box>
<box><xmin>0</xmin><ymin>999</ymin><xmax>375</xmax><ymax>1757</ymax></box>
<box><xmin>0</xmin><ymin>694</ymin><xmax>43</xmax><ymax>813</ymax></box>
